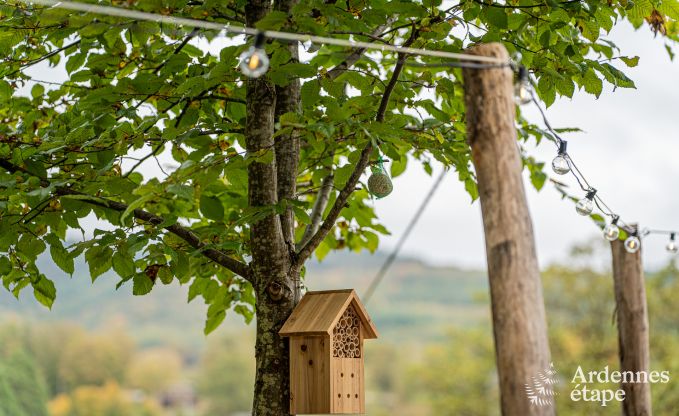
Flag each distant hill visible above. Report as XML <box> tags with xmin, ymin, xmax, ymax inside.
<box><xmin>0</xmin><ymin>250</ymin><xmax>490</xmax><ymax>349</ymax></box>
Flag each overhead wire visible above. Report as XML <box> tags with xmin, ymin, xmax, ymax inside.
<box><xmin>18</xmin><ymin>0</ymin><xmax>508</xmax><ymax>64</ymax></box>
<box><xmin>363</xmin><ymin>169</ymin><xmax>447</xmax><ymax>304</ymax></box>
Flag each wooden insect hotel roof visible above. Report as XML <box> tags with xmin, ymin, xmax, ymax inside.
<box><xmin>279</xmin><ymin>289</ymin><xmax>378</xmax><ymax>339</ymax></box>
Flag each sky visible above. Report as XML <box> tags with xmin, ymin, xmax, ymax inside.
<box><xmin>376</xmin><ymin>21</ymin><xmax>679</xmax><ymax>270</ymax></box>
<box><xmin>23</xmin><ymin>17</ymin><xmax>679</xmax><ymax>272</ymax></box>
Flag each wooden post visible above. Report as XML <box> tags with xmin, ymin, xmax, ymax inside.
<box><xmin>462</xmin><ymin>43</ymin><xmax>555</xmax><ymax>416</ymax></box>
<box><xmin>610</xmin><ymin>226</ymin><xmax>652</xmax><ymax>416</ymax></box>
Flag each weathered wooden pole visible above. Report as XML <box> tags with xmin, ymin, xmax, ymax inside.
<box><xmin>610</xmin><ymin>226</ymin><xmax>652</xmax><ymax>416</ymax></box>
<box><xmin>462</xmin><ymin>43</ymin><xmax>555</xmax><ymax>416</ymax></box>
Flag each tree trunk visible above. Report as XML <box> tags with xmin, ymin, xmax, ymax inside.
<box><xmin>245</xmin><ymin>1</ymin><xmax>298</xmax><ymax>415</ymax></box>
<box><xmin>610</xmin><ymin>226</ymin><xmax>652</xmax><ymax>416</ymax></box>
<box><xmin>462</xmin><ymin>43</ymin><xmax>555</xmax><ymax>416</ymax></box>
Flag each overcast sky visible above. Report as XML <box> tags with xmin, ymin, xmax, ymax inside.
<box><xmin>24</xmin><ymin>19</ymin><xmax>678</xmax><ymax>272</ymax></box>
<box><xmin>377</xmin><ymin>21</ymin><xmax>679</xmax><ymax>270</ymax></box>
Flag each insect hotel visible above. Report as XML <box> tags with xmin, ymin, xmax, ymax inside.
<box><xmin>279</xmin><ymin>289</ymin><xmax>378</xmax><ymax>414</ymax></box>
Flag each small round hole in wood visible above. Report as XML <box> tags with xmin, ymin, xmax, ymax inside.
<box><xmin>355</xmin><ymin>394</ymin><xmax>359</xmax><ymax>398</ymax></box>
<box><xmin>351</xmin><ymin>373</ymin><xmax>354</xmax><ymax>378</ymax></box>
<box><xmin>308</xmin><ymin>359</ymin><xmax>313</xmax><ymax>366</ymax></box>
<box><xmin>340</xmin><ymin>372</ymin><xmax>344</xmax><ymax>377</ymax></box>
<box><xmin>347</xmin><ymin>394</ymin><xmax>350</xmax><ymax>398</ymax></box>
<box><xmin>301</xmin><ymin>344</ymin><xmax>307</xmax><ymax>352</ymax></box>
<box><xmin>338</xmin><ymin>394</ymin><xmax>341</xmax><ymax>398</ymax></box>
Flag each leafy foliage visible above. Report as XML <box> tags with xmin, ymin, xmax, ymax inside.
<box><xmin>0</xmin><ymin>0</ymin><xmax>676</xmax><ymax>331</ymax></box>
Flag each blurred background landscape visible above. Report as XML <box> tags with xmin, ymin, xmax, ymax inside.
<box><xmin>2</xmin><ymin>238</ymin><xmax>679</xmax><ymax>416</ymax></box>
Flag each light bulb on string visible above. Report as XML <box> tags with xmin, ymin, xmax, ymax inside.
<box><xmin>575</xmin><ymin>189</ymin><xmax>596</xmax><ymax>216</ymax></box>
<box><xmin>666</xmin><ymin>233</ymin><xmax>678</xmax><ymax>254</ymax></box>
<box><xmin>514</xmin><ymin>66</ymin><xmax>532</xmax><ymax>105</ymax></box>
<box><xmin>603</xmin><ymin>216</ymin><xmax>620</xmax><ymax>241</ymax></box>
<box><xmin>239</xmin><ymin>32</ymin><xmax>269</xmax><ymax>78</ymax></box>
<box><xmin>551</xmin><ymin>141</ymin><xmax>570</xmax><ymax>175</ymax></box>
<box><xmin>624</xmin><ymin>234</ymin><xmax>641</xmax><ymax>253</ymax></box>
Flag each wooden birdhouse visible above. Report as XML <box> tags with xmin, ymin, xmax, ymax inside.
<box><xmin>279</xmin><ymin>289</ymin><xmax>378</xmax><ymax>415</ymax></box>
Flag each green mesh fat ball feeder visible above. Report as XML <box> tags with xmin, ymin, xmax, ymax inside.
<box><xmin>367</xmin><ymin>159</ymin><xmax>393</xmax><ymax>198</ymax></box>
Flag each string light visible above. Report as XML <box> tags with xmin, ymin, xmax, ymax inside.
<box><xmin>624</xmin><ymin>234</ymin><xmax>641</xmax><ymax>254</ymax></box>
<box><xmin>514</xmin><ymin>66</ymin><xmax>532</xmax><ymax>105</ymax></box>
<box><xmin>551</xmin><ymin>141</ymin><xmax>570</xmax><ymax>175</ymax></box>
<box><xmin>603</xmin><ymin>216</ymin><xmax>620</xmax><ymax>241</ymax></box>
<box><xmin>239</xmin><ymin>32</ymin><xmax>269</xmax><ymax>78</ymax></box>
<box><xmin>666</xmin><ymin>233</ymin><xmax>678</xmax><ymax>254</ymax></box>
<box><xmin>525</xmin><ymin>71</ymin><xmax>679</xmax><ymax>256</ymax></box>
<box><xmin>575</xmin><ymin>189</ymin><xmax>596</xmax><ymax>216</ymax></box>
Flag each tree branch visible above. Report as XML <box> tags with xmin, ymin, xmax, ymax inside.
<box><xmin>0</xmin><ymin>158</ymin><xmax>253</xmax><ymax>282</ymax></box>
<box><xmin>326</xmin><ymin>16</ymin><xmax>398</xmax><ymax>81</ymax></box>
<box><xmin>298</xmin><ymin>173</ymin><xmax>334</xmax><ymax>249</ymax></box>
<box><xmin>8</xmin><ymin>40</ymin><xmax>81</xmax><ymax>77</ymax></box>
<box><xmin>295</xmin><ymin>29</ymin><xmax>418</xmax><ymax>265</ymax></box>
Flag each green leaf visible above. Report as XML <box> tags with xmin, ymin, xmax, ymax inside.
<box><xmin>157</xmin><ymin>266</ymin><xmax>173</xmax><ymax>284</ymax></box>
<box><xmin>301</xmin><ymin>80</ymin><xmax>320</xmax><ymax>108</ymax></box>
<box><xmin>80</xmin><ymin>22</ymin><xmax>110</xmax><ymax>38</ymax></box>
<box><xmin>200</xmin><ymin>195</ymin><xmax>224</xmax><ymax>221</ymax></box>
<box><xmin>334</xmin><ymin>164</ymin><xmax>355</xmax><ymax>188</ymax></box>
<box><xmin>620</xmin><ymin>56</ymin><xmax>640</xmax><ymax>67</ymax></box>
<box><xmin>204</xmin><ymin>309</ymin><xmax>226</xmax><ymax>335</ymax></box>
<box><xmin>578</xmin><ymin>19</ymin><xmax>600</xmax><ymax>42</ymax></box>
<box><xmin>17</xmin><ymin>235</ymin><xmax>46</xmax><ymax>260</ymax></box>
<box><xmin>65</xmin><ymin>52</ymin><xmax>87</xmax><ymax>74</ymax></box>
<box><xmin>464</xmin><ymin>178</ymin><xmax>479</xmax><ymax>201</ymax></box>
<box><xmin>132</xmin><ymin>273</ymin><xmax>154</xmax><ymax>295</ymax></box>
<box><xmin>0</xmin><ymin>80</ymin><xmax>12</xmax><ymax>100</ymax></box>
<box><xmin>254</xmin><ymin>11</ymin><xmax>289</xmax><ymax>30</ymax></box>
<box><xmin>537</xmin><ymin>76</ymin><xmax>556</xmax><ymax>107</ymax></box>
<box><xmin>112</xmin><ymin>251</ymin><xmax>135</xmax><ymax>278</ymax></box>
<box><xmin>582</xmin><ymin>70</ymin><xmax>603</xmax><ymax>97</ymax></box>
<box><xmin>167</xmin><ymin>183</ymin><xmax>194</xmax><ymax>200</ymax></box>
<box><xmin>628</xmin><ymin>0</ymin><xmax>653</xmax><ymax>19</ymax></box>
<box><xmin>0</xmin><ymin>256</ymin><xmax>11</xmax><ymax>276</ymax></box>
<box><xmin>31</xmin><ymin>84</ymin><xmax>45</xmax><ymax>99</ymax></box>
<box><xmin>50</xmin><ymin>243</ymin><xmax>74</xmax><ymax>275</ymax></box>
<box><xmin>84</xmin><ymin>246</ymin><xmax>113</xmax><ymax>281</ymax></box>
<box><xmin>32</xmin><ymin>275</ymin><xmax>56</xmax><ymax>309</ymax></box>
<box><xmin>390</xmin><ymin>156</ymin><xmax>408</xmax><ymax>178</ymax></box>
<box><xmin>120</xmin><ymin>194</ymin><xmax>153</xmax><ymax>225</ymax></box>
<box><xmin>484</xmin><ymin>8</ymin><xmax>508</xmax><ymax>29</ymax></box>
<box><xmin>659</xmin><ymin>0</ymin><xmax>679</xmax><ymax>19</ymax></box>
<box><xmin>188</xmin><ymin>277</ymin><xmax>208</xmax><ymax>302</ymax></box>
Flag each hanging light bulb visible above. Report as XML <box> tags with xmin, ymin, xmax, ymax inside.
<box><xmin>551</xmin><ymin>141</ymin><xmax>570</xmax><ymax>175</ymax></box>
<box><xmin>239</xmin><ymin>32</ymin><xmax>269</xmax><ymax>78</ymax></box>
<box><xmin>575</xmin><ymin>189</ymin><xmax>596</xmax><ymax>216</ymax></box>
<box><xmin>603</xmin><ymin>216</ymin><xmax>620</xmax><ymax>241</ymax></box>
<box><xmin>666</xmin><ymin>233</ymin><xmax>678</xmax><ymax>254</ymax></box>
<box><xmin>514</xmin><ymin>66</ymin><xmax>532</xmax><ymax>105</ymax></box>
<box><xmin>624</xmin><ymin>234</ymin><xmax>641</xmax><ymax>253</ymax></box>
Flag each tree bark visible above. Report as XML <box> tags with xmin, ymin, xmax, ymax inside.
<box><xmin>245</xmin><ymin>2</ymin><xmax>296</xmax><ymax>415</ymax></box>
<box><xmin>610</xmin><ymin>226</ymin><xmax>652</xmax><ymax>416</ymax></box>
<box><xmin>463</xmin><ymin>43</ymin><xmax>555</xmax><ymax>416</ymax></box>
<box><xmin>274</xmin><ymin>0</ymin><xmax>302</xmax><ymax>303</ymax></box>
